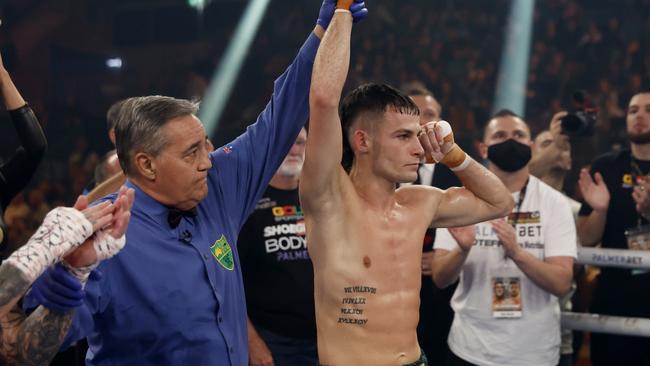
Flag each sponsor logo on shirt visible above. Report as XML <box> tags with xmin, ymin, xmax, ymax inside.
<box><xmin>621</xmin><ymin>173</ymin><xmax>646</xmax><ymax>189</ymax></box>
<box><xmin>271</xmin><ymin>205</ymin><xmax>303</xmax><ymax>222</ymax></box>
<box><xmin>210</xmin><ymin>234</ymin><xmax>234</xmax><ymax>271</ymax></box>
<box><xmin>473</xmin><ymin>216</ymin><xmax>545</xmax><ymax>252</ymax></box>
<box><xmin>263</xmin><ymin>221</ymin><xmax>306</xmax><ymax>237</ymax></box>
<box><xmin>507</xmin><ymin>211</ymin><xmax>540</xmax><ymax>225</ymax></box>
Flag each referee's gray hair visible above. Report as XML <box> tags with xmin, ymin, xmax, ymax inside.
<box><xmin>115</xmin><ymin>96</ymin><xmax>199</xmax><ymax>176</ymax></box>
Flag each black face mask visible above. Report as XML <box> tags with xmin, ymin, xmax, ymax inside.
<box><xmin>487</xmin><ymin>139</ymin><xmax>532</xmax><ymax>172</ymax></box>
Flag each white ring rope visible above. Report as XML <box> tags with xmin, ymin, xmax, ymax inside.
<box><xmin>561</xmin><ymin>312</ymin><xmax>650</xmax><ymax>337</ymax></box>
<box><xmin>562</xmin><ymin>248</ymin><xmax>650</xmax><ymax>337</ymax></box>
<box><xmin>576</xmin><ymin>247</ymin><xmax>650</xmax><ymax>269</ymax></box>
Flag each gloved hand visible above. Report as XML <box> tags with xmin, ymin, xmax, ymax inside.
<box><xmin>350</xmin><ymin>0</ymin><xmax>368</xmax><ymax>23</ymax></box>
<box><xmin>28</xmin><ymin>264</ymin><xmax>84</xmax><ymax>313</ymax></box>
<box><xmin>317</xmin><ymin>0</ymin><xmax>368</xmax><ymax>30</ymax></box>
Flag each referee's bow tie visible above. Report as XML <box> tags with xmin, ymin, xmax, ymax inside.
<box><xmin>167</xmin><ymin>207</ymin><xmax>197</xmax><ymax>229</ymax></box>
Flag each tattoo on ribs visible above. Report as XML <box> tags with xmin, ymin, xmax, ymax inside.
<box><xmin>338</xmin><ymin>286</ymin><xmax>377</xmax><ymax>326</ymax></box>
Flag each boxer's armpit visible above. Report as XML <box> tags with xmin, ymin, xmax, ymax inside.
<box><xmin>337</xmin><ymin>285</ymin><xmax>377</xmax><ymax>326</ymax></box>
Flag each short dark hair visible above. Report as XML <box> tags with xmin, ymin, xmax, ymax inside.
<box><xmin>339</xmin><ymin>83</ymin><xmax>420</xmax><ymax>171</ymax></box>
<box><xmin>491</xmin><ymin>109</ymin><xmax>521</xmax><ymax>119</ymax></box>
<box><xmin>482</xmin><ymin>109</ymin><xmax>528</xmax><ymax>141</ymax></box>
<box><xmin>631</xmin><ymin>89</ymin><xmax>650</xmax><ymax>101</ymax></box>
<box><xmin>106</xmin><ymin>99</ymin><xmax>126</xmax><ymax>132</ymax></box>
<box><xmin>115</xmin><ymin>96</ymin><xmax>199</xmax><ymax>176</ymax></box>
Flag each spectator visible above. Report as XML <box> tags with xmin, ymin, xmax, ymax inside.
<box><xmin>433</xmin><ymin>110</ymin><xmax>576</xmax><ymax>366</ymax></box>
<box><xmin>577</xmin><ymin>90</ymin><xmax>650</xmax><ymax>366</ymax></box>
<box><xmin>238</xmin><ymin>128</ymin><xmax>318</xmax><ymax>366</ymax></box>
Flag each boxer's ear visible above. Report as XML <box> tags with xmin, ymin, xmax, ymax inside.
<box><xmin>352</xmin><ymin>129</ymin><xmax>370</xmax><ymax>153</ymax></box>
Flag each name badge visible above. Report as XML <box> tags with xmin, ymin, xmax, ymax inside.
<box><xmin>625</xmin><ymin>224</ymin><xmax>650</xmax><ymax>251</ymax></box>
<box><xmin>491</xmin><ymin>276</ymin><xmax>523</xmax><ymax>318</ymax></box>
<box><xmin>625</xmin><ymin>225</ymin><xmax>650</xmax><ymax>275</ymax></box>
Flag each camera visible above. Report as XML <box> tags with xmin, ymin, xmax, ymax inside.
<box><xmin>561</xmin><ymin>91</ymin><xmax>597</xmax><ymax>137</ymax></box>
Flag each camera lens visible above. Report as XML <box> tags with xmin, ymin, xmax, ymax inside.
<box><xmin>561</xmin><ymin>113</ymin><xmax>585</xmax><ymax>135</ymax></box>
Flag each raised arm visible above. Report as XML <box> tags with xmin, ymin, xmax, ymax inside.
<box><xmin>529</xmin><ymin>112</ymin><xmax>570</xmax><ymax>178</ymax></box>
<box><xmin>418</xmin><ymin>122</ymin><xmax>514</xmax><ymax>228</ymax></box>
<box><xmin>300</xmin><ymin>6</ymin><xmax>353</xmax><ymax>209</ymax></box>
<box><xmin>0</xmin><ymin>52</ymin><xmax>47</xmax><ymax>206</ymax></box>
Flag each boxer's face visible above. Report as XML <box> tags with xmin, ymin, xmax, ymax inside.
<box><xmin>369</xmin><ymin>110</ymin><xmax>424</xmax><ymax>183</ymax></box>
<box><xmin>494</xmin><ymin>282</ymin><xmax>505</xmax><ymax>298</ymax></box>
<box><xmin>153</xmin><ymin>115</ymin><xmax>212</xmax><ymax>210</ymax></box>
<box><xmin>509</xmin><ymin>282</ymin><xmax>520</xmax><ymax>297</ymax></box>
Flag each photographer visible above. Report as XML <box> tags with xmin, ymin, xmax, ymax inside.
<box><xmin>530</xmin><ymin>111</ymin><xmax>581</xmax><ymax>366</ymax></box>
<box><xmin>577</xmin><ymin>91</ymin><xmax>650</xmax><ymax>366</ymax></box>
<box><xmin>530</xmin><ymin>112</ymin><xmax>572</xmax><ymax>193</ymax></box>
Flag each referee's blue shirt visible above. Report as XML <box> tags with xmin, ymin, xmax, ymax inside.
<box><xmin>60</xmin><ymin>33</ymin><xmax>319</xmax><ymax>366</ymax></box>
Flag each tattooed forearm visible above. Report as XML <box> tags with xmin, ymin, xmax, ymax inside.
<box><xmin>0</xmin><ymin>264</ymin><xmax>31</xmax><ymax>316</ymax></box>
<box><xmin>16</xmin><ymin>307</ymin><xmax>73</xmax><ymax>365</ymax></box>
<box><xmin>0</xmin><ymin>306</ymin><xmax>74</xmax><ymax>366</ymax></box>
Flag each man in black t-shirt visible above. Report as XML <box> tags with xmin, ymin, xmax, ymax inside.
<box><xmin>238</xmin><ymin>128</ymin><xmax>318</xmax><ymax>366</ymax></box>
<box><xmin>578</xmin><ymin>91</ymin><xmax>650</xmax><ymax>366</ymax></box>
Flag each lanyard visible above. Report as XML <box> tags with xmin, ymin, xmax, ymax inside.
<box><xmin>503</xmin><ymin>178</ymin><xmax>529</xmax><ymax>262</ymax></box>
<box><xmin>511</xmin><ymin>178</ymin><xmax>529</xmax><ymax>228</ymax></box>
<box><xmin>631</xmin><ymin>159</ymin><xmax>648</xmax><ymax>227</ymax></box>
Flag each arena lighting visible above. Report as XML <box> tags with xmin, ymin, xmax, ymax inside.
<box><xmin>492</xmin><ymin>0</ymin><xmax>535</xmax><ymax>116</ymax></box>
<box><xmin>106</xmin><ymin>57</ymin><xmax>123</xmax><ymax>69</ymax></box>
<box><xmin>188</xmin><ymin>0</ymin><xmax>210</xmax><ymax>11</ymax></box>
<box><xmin>199</xmin><ymin>0</ymin><xmax>272</xmax><ymax>138</ymax></box>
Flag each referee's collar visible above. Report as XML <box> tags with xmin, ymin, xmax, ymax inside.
<box><xmin>125</xmin><ymin>179</ymin><xmax>168</xmax><ymax>220</ymax></box>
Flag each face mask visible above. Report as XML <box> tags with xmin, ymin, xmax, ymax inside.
<box><xmin>487</xmin><ymin>139</ymin><xmax>532</xmax><ymax>172</ymax></box>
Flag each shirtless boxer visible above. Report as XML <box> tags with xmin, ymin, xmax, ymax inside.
<box><xmin>300</xmin><ymin>6</ymin><xmax>515</xmax><ymax>366</ymax></box>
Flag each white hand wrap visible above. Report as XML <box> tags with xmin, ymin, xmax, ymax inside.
<box><xmin>63</xmin><ymin>230</ymin><xmax>126</xmax><ymax>286</ymax></box>
<box><xmin>5</xmin><ymin>207</ymin><xmax>93</xmax><ymax>282</ymax></box>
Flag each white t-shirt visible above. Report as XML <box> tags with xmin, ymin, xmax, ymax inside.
<box><xmin>434</xmin><ymin>176</ymin><xmax>577</xmax><ymax>366</ymax></box>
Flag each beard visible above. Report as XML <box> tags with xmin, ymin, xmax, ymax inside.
<box><xmin>629</xmin><ymin>131</ymin><xmax>650</xmax><ymax>144</ymax></box>
<box><xmin>276</xmin><ymin>158</ymin><xmax>303</xmax><ymax>177</ymax></box>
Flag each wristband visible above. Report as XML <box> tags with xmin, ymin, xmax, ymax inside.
<box><xmin>336</xmin><ymin>0</ymin><xmax>353</xmax><ymax>9</ymax></box>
